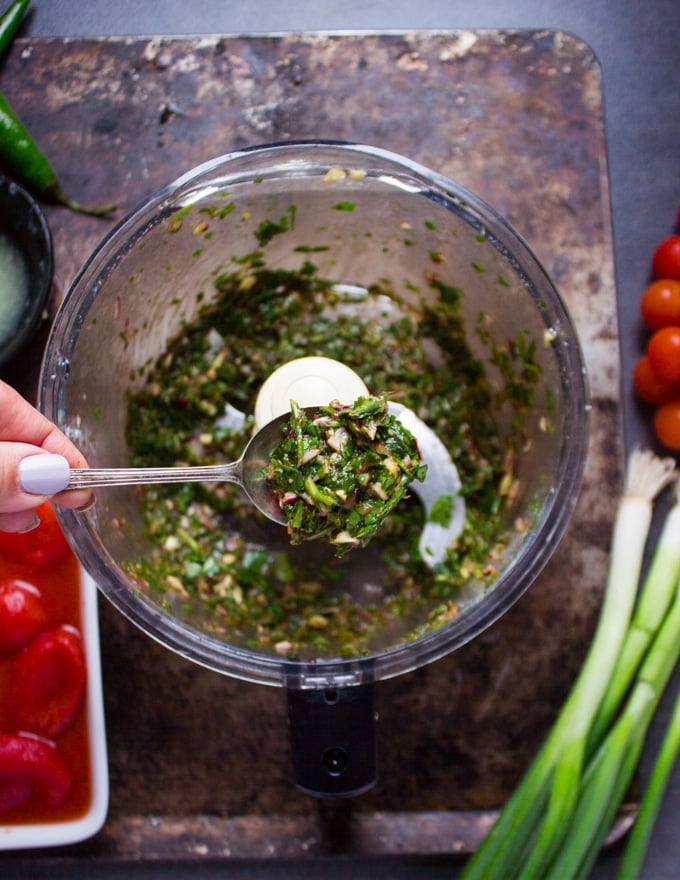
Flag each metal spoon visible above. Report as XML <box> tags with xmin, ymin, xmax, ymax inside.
<box><xmin>19</xmin><ymin>403</ymin><xmax>465</xmax><ymax>566</ymax></box>
<box><xmin>19</xmin><ymin>412</ymin><xmax>293</xmax><ymax>525</ymax></box>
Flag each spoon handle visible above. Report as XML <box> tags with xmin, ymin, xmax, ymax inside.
<box><xmin>66</xmin><ymin>461</ymin><xmax>242</xmax><ymax>490</ymax></box>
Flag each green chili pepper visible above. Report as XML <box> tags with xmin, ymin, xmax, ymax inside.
<box><xmin>0</xmin><ymin>0</ymin><xmax>116</xmax><ymax>217</ymax></box>
<box><xmin>0</xmin><ymin>91</ymin><xmax>116</xmax><ymax>216</ymax></box>
<box><xmin>0</xmin><ymin>0</ymin><xmax>29</xmax><ymax>59</ymax></box>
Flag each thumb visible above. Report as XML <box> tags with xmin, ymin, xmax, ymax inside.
<box><xmin>0</xmin><ymin>443</ymin><xmax>92</xmax><ymax>516</ymax></box>
<box><xmin>0</xmin><ymin>443</ymin><xmax>52</xmax><ymax>533</ymax></box>
<box><xmin>0</xmin><ymin>443</ymin><xmax>52</xmax><ymax>514</ymax></box>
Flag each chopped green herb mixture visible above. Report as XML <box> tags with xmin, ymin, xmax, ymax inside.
<box><xmin>268</xmin><ymin>396</ymin><xmax>426</xmax><ymax>554</ymax></box>
<box><xmin>428</xmin><ymin>494</ymin><xmax>456</xmax><ymax>527</ymax></box>
<box><xmin>124</xmin><ymin>258</ymin><xmax>542</xmax><ymax>659</ymax></box>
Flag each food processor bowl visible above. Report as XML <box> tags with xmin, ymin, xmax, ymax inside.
<box><xmin>40</xmin><ymin>142</ymin><xmax>588</xmax><ymax>796</ymax></box>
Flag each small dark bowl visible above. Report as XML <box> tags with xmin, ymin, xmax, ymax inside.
<box><xmin>0</xmin><ymin>174</ymin><xmax>53</xmax><ymax>367</ymax></box>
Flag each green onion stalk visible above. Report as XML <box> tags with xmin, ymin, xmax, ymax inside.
<box><xmin>589</xmin><ymin>484</ymin><xmax>680</xmax><ymax>748</ymax></box>
<box><xmin>549</xmin><ymin>556</ymin><xmax>680</xmax><ymax>879</ymax></box>
<box><xmin>553</xmin><ymin>480</ymin><xmax>680</xmax><ymax>879</ymax></box>
<box><xmin>459</xmin><ymin>448</ymin><xmax>677</xmax><ymax>880</ymax></box>
<box><xmin>616</xmin><ymin>683</ymin><xmax>680</xmax><ymax>879</ymax></box>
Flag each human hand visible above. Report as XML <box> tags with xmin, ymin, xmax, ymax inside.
<box><xmin>0</xmin><ymin>381</ymin><xmax>92</xmax><ymax>533</ymax></box>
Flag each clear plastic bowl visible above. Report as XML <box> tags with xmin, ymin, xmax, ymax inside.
<box><xmin>40</xmin><ymin>142</ymin><xmax>588</xmax><ymax>690</ymax></box>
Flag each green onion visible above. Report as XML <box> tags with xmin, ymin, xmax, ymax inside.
<box><xmin>617</xmin><ymin>684</ymin><xmax>680</xmax><ymax>879</ymax></box>
<box><xmin>460</xmin><ymin>448</ymin><xmax>677</xmax><ymax>880</ymax></box>
<box><xmin>590</xmin><ymin>483</ymin><xmax>680</xmax><ymax>746</ymax></box>
<box><xmin>553</xmin><ymin>557</ymin><xmax>680</xmax><ymax>879</ymax></box>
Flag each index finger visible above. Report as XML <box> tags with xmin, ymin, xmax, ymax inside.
<box><xmin>0</xmin><ymin>381</ymin><xmax>89</xmax><ymax>470</ymax></box>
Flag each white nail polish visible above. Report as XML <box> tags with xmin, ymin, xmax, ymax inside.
<box><xmin>19</xmin><ymin>454</ymin><xmax>71</xmax><ymax>495</ymax></box>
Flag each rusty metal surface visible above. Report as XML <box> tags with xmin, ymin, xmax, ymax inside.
<box><xmin>0</xmin><ymin>30</ymin><xmax>622</xmax><ymax>860</ymax></box>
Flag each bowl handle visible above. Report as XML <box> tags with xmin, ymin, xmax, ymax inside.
<box><xmin>286</xmin><ymin>683</ymin><xmax>377</xmax><ymax>798</ymax></box>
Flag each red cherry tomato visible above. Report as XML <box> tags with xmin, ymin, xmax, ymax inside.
<box><xmin>647</xmin><ymin>326</ymin><xmax>680</xmax><ymax>385</ymax></box>
<box><xmin>633</xmin><ymin>355</ymin><xmax>680</xmax><ymax>405</ymax></box>
<box><xmin>9</xmin><ymin>625</ymin><xmax>86</xmax><ymax>739</ymax></box>
<box><xmin>653</xmin><ymin>399</ymin><xmax>680</xmax><ymax>451</ymax></box>
<box><xmin>652</xmin><ymin>235</ymin><xmax>680</xmax><ymax>280</ymax></box>
<box><xmin>0</xmin><ymin>502</ymin><xmax>68</xmax><ymax>570</ymax></box>
<box><xmin>0</xmin><ymin>579</ymin><xmax>47</xmax><ymax>655</ymax></box>
<box><xmin>640</xmin><ymin>279</ymin><xmax>680</xmax><ymax>330</ymax></box>
<box><xmin>0</xmin><ymin>732</ymin><xmax>72</xmax><ymax>813</ymax></box>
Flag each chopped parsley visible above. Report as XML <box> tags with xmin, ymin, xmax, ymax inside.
<box><xmin>427</xmin><ymin>494</ymin><xmax>456</xmax><ymax>526</ymax></box>
<box><xmin>267</xmin><ymin>397</ymin><xmax>426</xmax><ymax>554</ymax></box>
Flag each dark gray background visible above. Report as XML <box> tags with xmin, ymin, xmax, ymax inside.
<box><xmin>6</xmin><ymin>1</ymin><xmax>680</xmax><ymax>878</ymax></box>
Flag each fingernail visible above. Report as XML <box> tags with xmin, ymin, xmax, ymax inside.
<box><xmin>77</xmin><ymin>494</ymin><xmax>96</xmax><ymax>513</ymax></box>
<box><xmin>17</xmin><ymin>512</ymin><xmax>40</xmax><ymax>534</ymax></box>
<box><xmin>19</xmin><ymin>454</ymin><xmax>71</xmax><ymax>495</ymax></box>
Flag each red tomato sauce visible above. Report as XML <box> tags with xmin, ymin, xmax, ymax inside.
<box><xmin>0</xmin><ymin>507</ymin><xmax>93</xmax><ymax>825</ymax></box>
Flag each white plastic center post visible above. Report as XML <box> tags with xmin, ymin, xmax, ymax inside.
<box><xmin>254</xmin><ymin>357</ymin><xmax>369</xmax><ymax>430</ymax></box>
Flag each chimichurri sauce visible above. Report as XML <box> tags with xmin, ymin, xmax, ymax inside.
<box><xmin>125</xmin><ymin>260</ymin><xmax>541</xmax><ymax>660</ymax></box>
<box><xmin>267</xmin><ymin>396</ymin><xmax>426</xmax><ymax>554</ymax></box>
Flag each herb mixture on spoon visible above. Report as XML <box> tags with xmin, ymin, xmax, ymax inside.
<box><xmin>267</xmin><ymin>396</ymin><xmax>426</xmax><ymax>554</ymax></box>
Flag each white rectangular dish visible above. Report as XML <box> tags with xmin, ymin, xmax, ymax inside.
<box><xmin>0</xmin><ymin>566</ymin><xmax>108</xmax><ymax>850</ymax></box>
